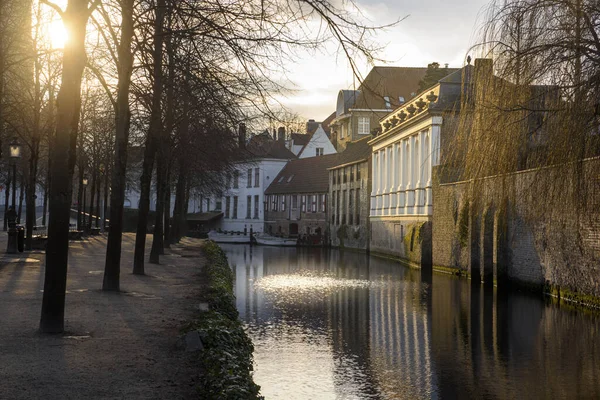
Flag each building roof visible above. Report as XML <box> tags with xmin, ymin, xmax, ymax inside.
<box><xmin>245</xmin><ymin>132</ymin><xmax>296</xmax><ymax>160</ymax></box>
<box><xmin>291</xmin><ymin>133</ymin><xmax>311</xmax><ymax>146</ymax></box>
<box><xmin>337</xmin><ymin>90</ymin><xmax>361</xmax><ymax>116</ymax></box>
<box><xmin>321</xmin><ymin>112</ymin><xmax>336</xmax><ymax>136</ymax></box>
<box><xmin>352</xmin><ymin>66</ymin><xmax>429</xmax><ymax>111</ymax></box>
<box><xmin>330</xmin><ymin>136</ymin><xmax>372</xmax><ymax>169</ymax></box>
<box><xmin>439</xmin><ymin>65</ymin><xmax>472</xmax><ymax>84</ymax></box>
<box><xmin>265</xmin><ymin>153</ymin><xmax>339</xmax><ymax>195</ymax></box>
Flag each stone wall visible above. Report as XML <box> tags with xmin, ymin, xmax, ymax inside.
<box><xmin>433</xmin><ymin>158</ymin><xmax>600</xmax><ymax>301</ymax></box>
<box><xmin>370</xmin><ymin>217</ymin><xmax>430</xmax><ymax>265</ymax></box>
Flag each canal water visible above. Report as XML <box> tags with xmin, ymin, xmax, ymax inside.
<box><xmin>221</xmin><ymin>244</ymin><xmax>600</xmax><ymax>399</ymax></box>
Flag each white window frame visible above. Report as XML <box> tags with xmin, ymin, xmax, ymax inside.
<box><xmin>358</xmin><ymin>117</ymin><xmax>370</xmax><ymax>135</ymax></box>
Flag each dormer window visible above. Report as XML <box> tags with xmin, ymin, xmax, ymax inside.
<box><xmin>384</xmin><ymin>96</ymin><xmax>391</xmax><ymax>109</ymax></box>
<box><xmin>399</xmin><ymin>96</ymin><xmax>405</xmax><ymax>104</ymax></box>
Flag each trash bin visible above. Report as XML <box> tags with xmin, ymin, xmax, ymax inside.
<box><xmin>17</xmin><ymin>225</ymin><xmax>24</xmax><ymax>252</ymax></box>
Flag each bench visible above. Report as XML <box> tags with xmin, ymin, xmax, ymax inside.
<box><xmin>90</xmin><ymin>227</ymin><xmax>101</xmax><ymax>236</ymax></box>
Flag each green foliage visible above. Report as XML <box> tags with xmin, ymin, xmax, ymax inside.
<box><xmin>458</xmin><ymin>200</ymin><xmax>470</xmax><ymax>248</ymax></box>
<box><xmin>417</xmin><ymin>62</ymin><xmax>450</xmax><ymax>94</ymax></box>
<box><xmin>185</xmin><ymin>312</ymin><xmax>261</xmax><ymax>400</ymax></box>
<box><xmin>184</xmin><ymin>241</ymin><xmax>262</xmax><ymax>399</ymax></box>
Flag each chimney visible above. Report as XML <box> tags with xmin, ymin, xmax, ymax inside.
<box><xmin>277</xmin><ymin>126</ymin><xmax>285</xmax><ymax>142</ymax></box>
<box><xmin>306</xmin><ymin>119</ymin><xmax>318</xmax><ymax>134</ymax></box>
<box><xmin>238</xmin><ymin>123</ymin><xmax>246</xmax><ymax>149</ymax></box>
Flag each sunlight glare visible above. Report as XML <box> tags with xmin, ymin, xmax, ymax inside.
<box><xmin>49</xmin><ymin>19</ymin><xmax>68</xmax><ymax>49</ymax></box>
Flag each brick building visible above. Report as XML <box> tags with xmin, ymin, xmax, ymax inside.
<box><xmin>328</xmin><ymin>136</ymin><xmax>372</xmax><ymax>250</ymax></box>
<box><xmin>264</xmin><ymin>154</ymin><xmax>339</xmax><ymax>243</ymax></box>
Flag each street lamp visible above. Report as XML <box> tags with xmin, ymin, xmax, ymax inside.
<box><xmin>9</xmin><ymin>138</ymin><xmax>21</xmax><ymax>210</ymax></box>
<box><xmin>6</xmin><ymin>138</ymin><xmax>21</xmax><ymax>253</ymax></box>
<box><xmin>82</xmin><ymin>175</ymin><xmax>88</xmax><ymax>232</ymax></box>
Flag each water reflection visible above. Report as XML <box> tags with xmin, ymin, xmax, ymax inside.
<box><xmin>222</xmin><ymin>244</ymin><xmax>600</xmax><ymax>400</ymax></box>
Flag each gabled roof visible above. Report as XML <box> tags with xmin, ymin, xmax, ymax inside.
<box><xmin>265</xmin><ymin>153</ymin><xmax>339</xmax><ymax>194</ymax></box>
<box><xmin>245</xmin><ymin>132</ymin><xmax>296</xmax><ymax>160</ymax></box>
<box><xmin>352</xmin><ymin>66</ymin><xmax>429</xmax><ymax>111</ymax></box>
<box><xmin>330</xmin><ymin>136</ymin><xmax>372</xmax><ymax>169</ymax></box>
<box><xmin>296</xmin><ymin>125</ymin><xmax>334</xmax><ymax>158</ymax></box>
<box><xmin>321</xmin><ymin>112</ymin><xmax>336</xmax><ymax>136</ymax></box>
<box><xmin>291</xmin><ymin>133</ymin><xmax>311</xmax><ymax>146</ymax></box>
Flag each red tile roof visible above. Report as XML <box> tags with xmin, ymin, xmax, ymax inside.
<box><xmin>352</xmin><ymin>66</ymin><xmax>429</xmax><ymax>110</ymax></box>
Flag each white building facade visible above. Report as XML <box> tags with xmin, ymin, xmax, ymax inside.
<box><xmin>210</xmin><ymin>158</ymin><xmax>290</xmax><ymax>233</ymax></box>
<box><xmin>368</xmin><ymin>85</ymin><xmax>444</xmax><ymax>261</ymax></box>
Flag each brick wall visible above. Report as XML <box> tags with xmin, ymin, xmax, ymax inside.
<box><xmin>433</xmin><ymin>158</ymin><xmax>600</xmax><ymax>298</ymax></box>
<box><xmin>329</xmin><ymin>160</ymin><xmax>372</xmax><ymax>250</ymax></box>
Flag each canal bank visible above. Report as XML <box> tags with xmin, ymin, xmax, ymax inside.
<box><xmin>0</xmin><ymin>233</ymin><xmax>206</xmax><ymax>399</ymax></box>
<box><xmin>225</xmin><ymin>244</ymin><xmax>600</xmax><ymax>399</ymax></box>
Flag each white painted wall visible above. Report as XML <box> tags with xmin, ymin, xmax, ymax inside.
<box><xmin>370</xmin><ymin>116</ymin><xmax>441</xmax><ymax>218</ymax></box>
<box><xmin>211</xmin><ymin>158</ymin><xmax>289</xmax><ymax>233</ymax></box>
<box><xmin>298</xmin><ymin>125</ymin><xmax>337</xmax><ymax>158</ymax></box>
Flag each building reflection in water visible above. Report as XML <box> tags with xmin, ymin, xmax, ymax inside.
<box><xmin>221</xmin><ymin>244</ymin><xmax>600</xmax><ymax>400</ymax></box>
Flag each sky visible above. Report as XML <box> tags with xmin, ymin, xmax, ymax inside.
<box><xmin>278</xmin><ymin>0</ymin><xmax>491</xmax><ymax>121</ymax></box>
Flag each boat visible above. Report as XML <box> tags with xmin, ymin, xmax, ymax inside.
<box><xmin>208</xmin><ymin>230</ymin><xmax>252</xmax><ymax>244</ymax></box>
<box><xmin>254</xmin><ymin>233</ymin><xmax>297</xmax><ymax>247</ymax></box>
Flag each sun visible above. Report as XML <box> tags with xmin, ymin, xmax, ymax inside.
<box><xmin>49</xmin><ymin>19</ymin><xmax>68</xmax><ymax>49</ymax></box>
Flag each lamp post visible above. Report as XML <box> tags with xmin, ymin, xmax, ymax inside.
<box><xmin>82</xmin><ymin>176</ymin><xmax>88</xmax><ymax>233</ymax></box>
<box><xmin>6</xmin><ymin>138</ymin><xmax>21</xmax><ymax>253</ymax></box>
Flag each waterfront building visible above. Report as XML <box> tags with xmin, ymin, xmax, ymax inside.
<box><xmin>264</xmin><ymin>153</ymin><xmax>339</xmax><ymax>242</ymax></box>
<box><xmin>329</xmin><ymin>66</ymin><xmax>430</xmax><ymax>152</ymax></box>
<box><xmin>368</xmin><ymin>65</ymin><xmax>466</xmax><ymax>262</ymax></box>
<box><xmin>328</xmin><ymin>136</ymin><xmax>372</xmax><ymax>250</ymax></box>
<box><xmin>206</xmin><ymin>132</ymin><xmax>296</xmax><ymax>233</ymax></box>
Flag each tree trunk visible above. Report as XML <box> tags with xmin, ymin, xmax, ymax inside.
<box><xmin>89</xmin><ymin>171</ymin><xmax>96</xmax><ymax>230</ymax></box>
<box><xmin>163</xmin><ymin>165</ymin><xmax>171</xmax><ymax>249</ymax></box>
<box><xmin>103</xmin><ymin>0</ymin><xmax>135</xmax><ymax>291</ymax></box>
<box><xmin>26</xmin><ymin>152</ymin><xmax>39</xmax><ymax>250</ymax></box>
<box><xmin>95</xmin><ymin>175</ymin><xmax>100</xmax><ymax>228</ymax></box>
<box><xmin>4</xmin><ymin>172</ymin><xmax>10</xmax><ymax>231</ymax></box>
<box><xmin>149</xmin><ymin>154</ymin><xmax>165</xmax><ymax>263</ymax></box>
<box><xmin>76</xmin><ymin>166</ymin><xmax>83</xmax><ymax>230</ymax></box>
<box><xmin>133</xmin><ymin>0</ymin><xmax>166</xmax><ymax>274</ymax></box>
<box><xmin>18</xmin><ymin>176</ymin><xmax>24</xmax><ymax>224</ymax></box>
<box><xmin>42</xmin><ymin>178</ymin><xmax>48</xmax><ymax>226</ymax></box>
<box><xmin>27</xmin><ymin>55</ymin><xmax>42</xmax><ymax>250</ymax></box>
<box><xmin>103</xmin><ymin>164</ymin><xmax>108</xmax><ymax>230</ymax></box>
<box><xmin>42</xmin><ymin>85</ymin><xmax>55</xmax><ymax>228</ymax></box>
<box><xmin>40</xmin><ymin>0</ymin><xmax>90</xmax><ymax>334</ymax></box>
<box><xmin>171</xmin><ymin>166</ymin><xmax>187</xmax><ymax>243</ymax></box>
<box><xmin>184</xmin><ymin>180</ymin><xmax>191</xmax><ymax>216</ymax></box>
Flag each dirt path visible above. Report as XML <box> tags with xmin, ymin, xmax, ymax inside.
<box><xmin>0</xmin><ymin>233</ymin><xmax>206</xmax><ymax>399</ymax></box>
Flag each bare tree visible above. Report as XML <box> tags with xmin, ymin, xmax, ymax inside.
<box><xmin>40</xmin><ymin>0</ymin><xmax>100</xmax><ymax>334</ymax></box>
